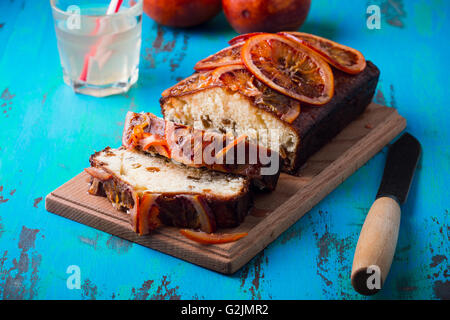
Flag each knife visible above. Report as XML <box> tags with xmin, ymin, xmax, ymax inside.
<box><xmin>351</xmin><ymin>132</ymin><xmax>421</xmax><ymax>295</ymax></box>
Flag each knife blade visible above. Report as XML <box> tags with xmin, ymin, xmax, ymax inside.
<box><xmin>376</xmin><ymin>133</ymin><xmax>422</xmax><ymax>204</ymax></box>
<box><xmin>351</xmin><ymin>132</ymin><xmax>421</xmax><ymax>295</ymax></box>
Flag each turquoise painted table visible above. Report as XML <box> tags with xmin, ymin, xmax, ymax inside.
<box><xmin>0</xmin><ymin>0</ymin><xmax>448</xmax><ymax>300</ymax></box>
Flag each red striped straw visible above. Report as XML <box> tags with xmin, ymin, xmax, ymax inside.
<box><xmin>79</xmin><ymin>0</ymin><xmax>124</xmax><ymax>82</ymax></box>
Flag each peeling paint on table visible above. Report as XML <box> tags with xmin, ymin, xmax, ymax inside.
<box><xmin>0</xmin><ymin>0</ymin><xmax>448</xmax><ymax>299</ymax></box>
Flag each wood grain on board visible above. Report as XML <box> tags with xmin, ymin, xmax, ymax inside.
<box><xmin>45</xmin><ymin>103</ymin><xmax>406</xmax><ymax>274</ymax></box>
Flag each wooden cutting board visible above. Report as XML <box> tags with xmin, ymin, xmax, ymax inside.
<box><xmin>45</xmin><ymin>103</ymin><xmax>406</xmax><ymax>274</ymax></box>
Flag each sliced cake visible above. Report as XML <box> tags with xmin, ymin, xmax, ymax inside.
<box><xmin>122</xmin><ymin>111</ymin><xmax>281</xmax><ymax>191</ymax></box>
<box><xmin>86</xmin><ymin>147</ymin><xmax>252</xmax><ymax>235</ymax></box>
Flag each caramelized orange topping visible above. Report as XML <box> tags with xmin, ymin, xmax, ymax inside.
<box><xmin>179</xmin><ymin>229</ymin><xmax>248</xmax><ymax>244</ymax></box>
<box><xmin>279</xmin><ymin>32</ymin><xmax>366</xmax><ymax>74</ymax></box>
<box><xmin>214</xmin><ymin>134</ymin><xmax>248</xmax><ymax>160</ymax></box>
<box><xmin>241</xmin><ymin>34</ymin><xmax>334</xmax><ymax>105</ymax></box>
<box><xmin>194</xmin><ymin>43</ymin><xmax>243</xmax><ymax>71</ymax></box>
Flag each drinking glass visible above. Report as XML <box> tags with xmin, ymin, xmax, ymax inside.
<box><xmin>50</xmin><ymin>0</ymin><xmax>143</xmax><ymax>97</ymax></box>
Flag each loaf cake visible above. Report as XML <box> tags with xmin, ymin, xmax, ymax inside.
<box><xmin>161</xmin><ymin>62</ymin><xmax>380</xmax><ymax>173</ymax></box>
<box><xmin>83</xmin><ymin>32</ymin><xmax>379</xmax><ymax>240</ymax></box>
<box><xmin>86</xmin><ymin>147</ymin><xmax>252</xmax><ymax>235</ymax></box>
<box><xmin>122</xmin><ymin>111</ymin><xmax>281</xmax><ymax>190</ymax></box>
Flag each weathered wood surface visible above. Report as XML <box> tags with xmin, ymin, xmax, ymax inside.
<box><xmin>0</xmin><ymin>0</ymin><xmax>448</xmax><ymax>300</ymax></box>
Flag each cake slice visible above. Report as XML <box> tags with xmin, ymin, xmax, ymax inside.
<box><xmin>86</xmin><ymin>147</ymin><xmax>252</xmax><ymax>235</ymax></box>
<box><xmin>122</xmin><ymin>111</ymin><xmax>281</xmax><ymax>191</ymax></box>
<box><xmin>160</xmin><ymin>62</ymin><xmax>380</xmax><ymax>173</ymax></box>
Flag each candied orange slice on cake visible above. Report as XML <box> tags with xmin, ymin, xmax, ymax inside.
<box><xmin>161</xmin><ymin>72</ymin><xmax>215</xmax><ymax>98</ymax></box>
<box><xmin>211</xmin><ymin>65</ymin><xmax>261</xmax><ymax>97</ymax></box>
<box><xmin>279</xmin><ymin>32</ymin><xmax>366</xmax><ymax>75</ymax></box>
<box><xmin>228</xmin><ymin>32</ymin><xmax>266</xmax><ymax>45</ymax></box>
<box><xmin>193</xmin><ymin>43</ymin><xmax>244</xmax><ymax>71</ymax></box>
<box><xmin>241</xmin><ymin>34</ymin><xmax>334</xmax><ymax>105</ymax></box>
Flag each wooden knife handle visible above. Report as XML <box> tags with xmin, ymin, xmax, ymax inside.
<box><xmin>351</xmin><ymin>196</ymin><xmax>401</xmax><ymax>295</ymax></box>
